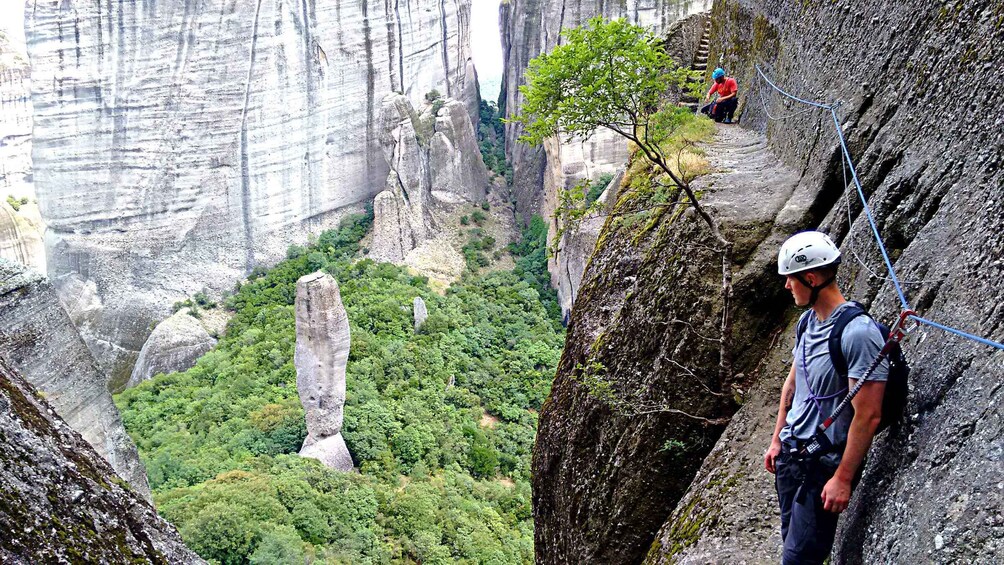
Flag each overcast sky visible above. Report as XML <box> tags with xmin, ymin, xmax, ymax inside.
<box><xmin>470</xmin><ymin>0</ymin><xmax>505</xmax><ymax>102</ymax></box>
<box><xmin>0</xmin><ymin>1</ymin><xmax>503</xmax><ymax>100</ymax></box>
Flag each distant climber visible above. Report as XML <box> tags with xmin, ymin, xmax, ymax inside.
<box><xmin>764</xmin><ymin>231</ymin><xmax>888</xmax><ymax>565</ymax></box>
<box><xmin>701</xmin><ymin>67</ymin><xmax>738</xmax><ymax>123</ymax></box>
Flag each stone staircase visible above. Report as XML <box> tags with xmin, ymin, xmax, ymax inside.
<box><xmin>680</xmin><ymin>18</ymin><xmax>712</xmax><ymax>113</ymax></box>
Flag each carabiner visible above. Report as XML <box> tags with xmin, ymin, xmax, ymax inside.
<box><xmin>889</xmin><ymin>309</ymin><xmax>918</xmax><ymax>342</ymax></box>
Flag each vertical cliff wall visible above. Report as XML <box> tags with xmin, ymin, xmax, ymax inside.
<box><xmin>0</xmin><ymin>30</ymin><xmax>32</xmax><ymax>201</ymax></box>
<box><xmin>0</xmin><ymin>259</ymin><xmax>150</xmax><ymax>499</ymax></box>
<box><xmin>0</xmin><ymin>30</ymin><xmax>43</xmax><ymax>273</ymax></box>
<box><xmin>533</xmin><ymin>0</ymin><xmax>1004</xmax><ymax>563</ymax></box>
<box><xmin>647</xmin><ymin>1</ymin><xmax>1004</xmax><ymax>562</ymax></box>
<box><xmin>0</xmin><ymin>357</ymin><xmax>202</xmax><ymax>563</ymax></box>
<box><xmin>26</xmin><ymin>0</ymin><xmax>479</xmax><ymax>384</ymax></box>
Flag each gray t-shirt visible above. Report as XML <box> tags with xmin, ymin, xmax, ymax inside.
<box><xmin>779</xmin><ymin>302</ymin><xmax>889</xmax><ymax>465</ymax></box>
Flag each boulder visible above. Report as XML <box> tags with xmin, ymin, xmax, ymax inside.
<box><xmin>125</xmin><ymin>310</ymin><xmax>217</xmax><ymax>389</ymax></box>
<box><xmin>413</xmin><ymin>296</ymin><xmax>429</xmax><ymax>330</ymax></box>
<box><xmin>294</xmin><ymin>271</ymin><xmax>353</xmax><ymax>472</ymax></box>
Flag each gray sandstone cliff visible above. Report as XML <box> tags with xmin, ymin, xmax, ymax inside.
<box><xmin>0</xmin><ymin>357</ymin><xmax>203</xmax><ymax>563</ymax></box>
<box><xmin>26</xmin><ymin>0</ymin><xmax>480</xmax><ymax>385</ymax></box>
<box><xmin>295</xmin><ymin>271</ymin><xmax>354</xmax><ymax>472</ymax></box>
<box><xmin>648</xmin><ymin>1</ymin><xmax>1004</xmax><ymax>563</ymax></box>
<box><xmin>0</xmin><ymin>259</ymin><xmax>151</xmax><ymax>500</ymax></box>
<box><xmin>0</xmin><ymin>32</ymin><xmax>43</xmax><ymax>273</ymax></box>
<box><xmin>532</xmin><ymin>0</ymin><xmax>1004</xmax><ymax>563</ymax></box>
<box><xmin>126</xmin><ymin>309</ymin><xmax>217</xmax><ymax>389</ymax></box>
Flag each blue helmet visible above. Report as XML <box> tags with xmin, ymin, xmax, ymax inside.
<box><xmin>712</xmin><ymin>68</ymin><xmax>726</xmax><ymax>80</ymax></box>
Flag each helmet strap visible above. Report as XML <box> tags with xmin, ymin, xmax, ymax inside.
<box><xmin>795</xmin><ymin>273</ymin><xmax>836</xmax><ymax>307</ymax></box>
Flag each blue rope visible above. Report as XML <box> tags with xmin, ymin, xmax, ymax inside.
<box><xmin>909</xmin><ymin>316</ymin><xmax>1004</xmax><ymax>351</ymax></box>
<box><xmin>828</xmin><ymin>107</ymin><xmax>910</xmax><ymax>311</ymax></box>
<box><xmin>755</xmin><ymin>64</ymin><xmax>1003</xmax><ymax>353</ymax></box>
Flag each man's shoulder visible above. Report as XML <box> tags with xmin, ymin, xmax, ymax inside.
<box><xmin>839</xmin><ymin>312</ymin><xmax>885</xmax><ymax>351</ymax></box>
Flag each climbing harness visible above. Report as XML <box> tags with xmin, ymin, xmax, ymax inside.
<box><xmin>755</xmin><ymin>64</ymin><xmax>1004</xmax><ymax>353</ymax></box>
<box><xmin>792</xmin><ymin>310</ymin><xmax>917</xmax><ymax>462</ymax></box>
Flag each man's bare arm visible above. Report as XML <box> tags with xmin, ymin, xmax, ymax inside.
<box><xmin>821</xmin><ymin>379</ymin><xmax>885</xmax><ymax>512</ymax></box>
<box><xmin>765</xmin><ymin>363</ymin><xmax>797</xmax><ymax>473</ymax></box>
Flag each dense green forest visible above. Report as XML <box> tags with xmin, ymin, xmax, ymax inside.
<box><xmin>116</xmin><ymin>211</ymin><xmax>564</xmax><ymax>564</ymax></box>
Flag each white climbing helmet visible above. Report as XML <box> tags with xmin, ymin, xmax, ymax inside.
<box><xmin>777</xmin><ymin>231</ymin><xmax>842</xmax><ymax>275</ymax></box>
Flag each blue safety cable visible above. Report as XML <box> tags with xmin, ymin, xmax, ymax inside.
<box><xmin>909</xmin><ymin>315</ymin><xmax>1004</xmax><ymax>351</ymax></box>
<box><xmin>753</xmin><ymin>64</ymin><xmax>1004</xmax><ymax>352</ymax></box>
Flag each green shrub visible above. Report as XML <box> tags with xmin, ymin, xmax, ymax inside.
<box><xmin>471</xmin><ymin>210</ymin><xmax>487</xmax><ymax>225</ymax></box>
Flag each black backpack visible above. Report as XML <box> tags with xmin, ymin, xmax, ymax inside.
<box><xmin>796</xmin><ymin>302</ymin><xmax>909</xmax><ymax>432</ymax></box>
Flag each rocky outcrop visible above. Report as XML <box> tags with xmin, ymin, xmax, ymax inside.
<box><xmin>0</xmin><ymin>200</ymin><xmax>45</xmax><ymax>273</ymax></box>
<box><xmin>532</xmin><ymin>124</ymin><xmax>802</xmax><ymax>564</ymax></box>
<box><xmin>430</xmin><ymin>100</ymin><xmax>491</xmax><ymax>203</ymax></box>
<box><xmin>295</xmin><ymin>271</ymin><xmax>353</xmax><ymax>472</ymax></box>
<box><xmin>371</xmin><ymin>93</ymin><xmax>488</xmax><ymax>263</ymax></box>
<box><xmin>0</xmin><ymin>357</ymin><xmax>203</xmax><ymax>563</ymax></box>
<box><xmin>0</xmin><ymin>32</ymin><xmax>42</xmax><ymax>273</ymax></box>
<box><xmin>0</xmin><ymin>259</ymin><xmax>151</xmax><ymax>500</ymax></box>
<box><xmin>125</xmin><ymin>310</ymin><xmax>217</xmax><ymax>389</ymax></box>
<box><xmin>413</xmin><ymin>296</ymin><xmax>428</xmax><ymax>330</ymax></box>
<box><xmin>552</xmin><ymin>171</ymin><xmax>621</xmax><ymax>320</ymax></box>
<box><xmin>500</xmin><ymin>0</ymin><xmax>712</xmax><ymax>222</ymax></box>
<box><xmin>535</xmin><ymin>0</ymin><xmax>1004</xmax><ymax>562</ymax></box>
<box><xmin>26</xmin><ymin>0</ymin><xmax>480</xmax><ymax>385</ymax></box>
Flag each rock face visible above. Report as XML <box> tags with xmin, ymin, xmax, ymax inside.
<box><xmin>430</xmin><ymin>100</ymin><xmax>491</xmax><ymax>203</ymax></box>
<box><xmin>532</xmin><ymin>124</ymin><xmax>802</xmax><ymax>564</ymax></box>
<box><xmin>647</xmin><ymin>1</ymin><xmax>1004</xmax><ymax>562</ymax></box>
<box><xmin>295</xmin><ymin>271</ymin><xmax>353</xmax><ymax>472</ymax></box>
<box><xmin>0</xmin><ymin>259</ymin><xmax>151</xmax><ymax>500</ymax></box>
<box><xmin>413</xmin><ymin>296</ymin><xmax>429</xmax><ymax>330</ymax></box>
<box><xmin>0</xmin><ymin>357</ymin><xmax>203</xmax><ymax>564</ymax></box>
<box><xmin>371</xmin><ymin>93</ymin><xmax>488</xmax><ymax>263</ymax></box>
<box><xmin>125</xmin><ymin>310</ymin><xmax>217</xmax><ymax>389</ymax></box>
<box><xmin>500</xmin><ymin>0</ymin><xmax>712</xmax><ymax>221</ymax></box>
<box><xmin>25</xmin><ymin>0</ymin><xmax>480</xmax><ymax>385</ymax></box>
<box><xmin>534</xmin><ymin>0</ymin><xmax>1004</xmax><ymax>563</ymax></box>
<box><xmin>0</xmin><ymin>200</ymin><xmax>45</xmax><ymax>273</ymax></box>
<box><xmin>552</xmin><ymin>170</ymin><xmax>621</xmax><ymax>321</ymax></box>
<box><xmin>0</xmin><ymin>30</ymin><xmax>32</xmax><ymax>201</ymax></box>
<box><xmin>0</xmin><ymin>32</ymin><xmax>43</xmax><ymax>273</ymax></box>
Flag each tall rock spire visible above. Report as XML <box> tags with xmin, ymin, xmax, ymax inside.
<box><xmin>294</xmin><ymin>271</ymin><xmax>353</xmax><ymax>471</ymax></box>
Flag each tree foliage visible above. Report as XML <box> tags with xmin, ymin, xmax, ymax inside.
<box><xmin>514</xmin><ymin>17</ymin><xmax>693</xmax><ymax>146</ymax></box>
<box><xmin>116</xmin><ymin>211</ymin><xmax>563</xmax><ymax>563</ymax></box>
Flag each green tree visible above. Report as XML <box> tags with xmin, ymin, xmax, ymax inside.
<box><xmin>513</xmin><ymin>16</ymin><xmax>735</xmax><ymax>381</ymax></box>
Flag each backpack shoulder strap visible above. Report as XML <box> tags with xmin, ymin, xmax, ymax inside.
<box><xmin>795</xmin><ymin>310</ymin><xmax>812</xmax><ymax>344</ymax></box>
<box><xmin>828</xmin><ymin>302</ymin><xmax>867</xmax><ymax>378</ymax></box>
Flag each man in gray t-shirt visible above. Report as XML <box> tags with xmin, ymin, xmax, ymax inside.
<box><xmin>765</xmin><ymin>231</ymin><xmax>888</xmax><ymax>565</ymax></box>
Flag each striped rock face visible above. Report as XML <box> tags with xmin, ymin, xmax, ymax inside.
<box><xmin>25</xmin><ymin>0</ymin><xmax>479</xmax><ymax>385</ymax></box>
